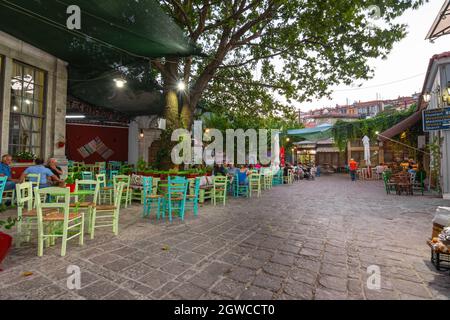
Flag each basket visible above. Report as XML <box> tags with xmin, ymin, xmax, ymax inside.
<box><xmin>432</xmin><ymin>223</ymin><xmax>444</xmax><ymax>238</ymax></box>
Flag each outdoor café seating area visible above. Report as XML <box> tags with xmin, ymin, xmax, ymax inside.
<box><xmin>0</xmin><ymin>160</ymin><xmax>298</xmax><ymax>259</ymax></box>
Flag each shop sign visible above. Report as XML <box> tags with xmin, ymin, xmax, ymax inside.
<box><xmin>423</xmin><ymin>107</ymin><xmax>450</xmax><ymax>131</ymax></box>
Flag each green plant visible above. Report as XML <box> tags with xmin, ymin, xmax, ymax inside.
<box><xmin>0</xmin><ymin>217</ymin><xmax>20</xmax><ymax>230</ymax></box>
<box><xmin>137</xmin><ymin>158</ymin><xmax>147</xmax><ymax>172</ymax></box>
<box><xmin>65</xmin><ymin>175</ymin><xmax>75</xmax><ymax>184</ymax></box>
<box><xmin>14</xmin><ymin>151</ymin><xmax>36</xmax><ymax>161</ymax></box>
<box><xmin>332</xmin><ymin>107</ymin><xmax>416</xmax><ymax>152</ymax></box>
<box><xmin>427</xmin><ymin>137</ymin><xmax>442</xmax><ymax>194</ymax></box>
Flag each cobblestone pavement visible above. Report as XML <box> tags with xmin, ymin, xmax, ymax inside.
<box><xmin>1</xmin><ymin>175</ymin><xmax>449</xmax><ymax>300</ymax></box>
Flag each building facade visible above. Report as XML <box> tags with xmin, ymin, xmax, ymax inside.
<box><xmin>0</xmin><ymin>31</ymin><xmax>68</xmax><ymax>167</ymax></box>
<box><xmin>421</xmin><ymin>52</ymin><xmax>450</xmax><ymax>199</ymax></box>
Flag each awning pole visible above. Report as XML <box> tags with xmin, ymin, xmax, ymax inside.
<box><xmin>377</xmin><ymin>133</ymin><xmax>430</xmax><ymax>156</ymax></box>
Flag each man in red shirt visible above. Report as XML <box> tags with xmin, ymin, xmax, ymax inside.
<box><xmin>349</xmin><ymin>158</ymin><xmax>358</xmax><ymax>182</ymax></box>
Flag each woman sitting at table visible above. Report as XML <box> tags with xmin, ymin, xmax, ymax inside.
<box><xmin>237</xmin><ymin>166</ymin><xmax>250</xmax><ymax>185</ymax></box>
<box><xmin>20</xmin><ymin>158</ymin><xmax>64</xmax><ymax>188</ymax></box>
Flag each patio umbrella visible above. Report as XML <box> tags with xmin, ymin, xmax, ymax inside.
<box><xmin>362</xmin><ymin>135</ymin><xmax>371</xmax><ymax>167</ymax></box>
<box><xmin>272</xmin><ymin>132</ymin><xmax>281</xmax><ymax>168</ymax></box>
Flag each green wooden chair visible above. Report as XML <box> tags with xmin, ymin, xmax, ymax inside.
<box><xmin>113</xmin><ymin>175</ymin><xmax>132</xmax><ymax>208</ymax></box>
<box><xmin>382</xmin><ymin>172</ymin><xmax>396</xmax><ymax>195</ymax></box>
<box><xmin>249</xmin><ymin>173</ymin><xmax>262</xmax><ymax>198</ymax></box>
<box><xmin>96</xmin><ymin>173</ymin><xmax>113</xmax><ymax>205</ymax></box>
<box><xmin>15</xmin><ymin>182</ymin><xmax>44</xmax><ymax>248</ymax></box>
<box><xmin>89</xmin><ymin>182</ymin><xmax>125</xmax><ymax>239</ymax></box>
<box><xmin>35</xmin><ymin>187</ymin><xmax>84</xmax><ymax>257</ymax></box>
<box><xmin>213</xmin><ymin>176</ymin><xmax>228</xmax><ymax>206</ymax></box>
<box><xmin>25</xmin><ymin>173</ymin><xmax>41</xmax><ymax>188</ymax></box>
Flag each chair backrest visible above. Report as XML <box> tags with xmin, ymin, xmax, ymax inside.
<box><xmin>167</xmin><ymin>176</ymin><xmax>188</xmax><ymax>201</ymax></box>
<box><xmin>25</xmin><ymin>173</ymin><xmax>41</xmax><ymax>187</ymax></box>
<box><xmin>109</xmin><ymin>170</ymin><xmax>119</xmax><ymax>180</ymax></box>
<box><xmin>114</xmin><ymin>175</ymin><xmax>131</xmax><ymax>196</ymax></box>
<box><xmin>249</xmin><ymin>173</ymin><xmax>261</xmax><ymax>182</ymax></box>
<box><xmin>214</xmin><ymin>176</ymin><xmax>228</xmax><ymax>185</ymax></box>
<box><xmin>96</xmin><ymin>174</ymin><xmax>107</xmax><ymax>188</ymax></box>
<box><xmin>75</xmin><ymin>180</ymin><xmax>99</xmax><ymax>203</ymax></box>
<box><xmin>192</xmin><ymin>177</ymin><xmax>201</xmax><ymax>198</ymax></box>
<box><xmin>409</xmin><ymin>171</ymin><xmax>416</xmax><ymax>184</ymax></box>
<box><xmin>0</xmin><ymin>176</ymin><xmax>8</xmax><ymax>203</ymax></box>
<box><xmin>214</xmin><ymin>176</ymin><xmax>228</xmax><ymax>191</ymax></box>
<box><xmin>34</xmin><ymin>187</ymin><xmax>70</xmax><ymax>220</ymax></box>
<box><xmin>114</xmin><ymin>175</ymin><xmax>131</xmax><ymax>186</ymax></box>
<box><xmin>142</xmin><ymin>177</ymin><xmax>153</xmax><ymax>197</ymax></box>
<box><xmin>114</xmin><ymin>182</ymin><xmax>126</xmax><ymax>208</ymax></box>
<box><xmin>82</xmin><ymin>171</ymin><xmax>93</xmax><ymax>180</ymax></box>
<box><xmin>16</xmin><ymin>182</ymin><xmax>33</xmax><ymax>211</ymax></box>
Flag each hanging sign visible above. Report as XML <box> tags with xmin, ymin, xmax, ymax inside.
<box><xmin>423</xmin><ymin>107</ymin><xmax>450</xmax><ymax>131</ymax></box>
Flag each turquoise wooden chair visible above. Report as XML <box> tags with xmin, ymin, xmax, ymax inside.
<box><xmin>234</xmin><ymin>174</ymin><xmax>249</xmax><ymax>198</ymax></box>
<box><xmin>185</xmin><ymin>177</ymin><xmax>201</xmax><ymax>216</ymax></box>
<box><xmin>0</xmin><ymin>176</ymin><xmax>8</xmax><ymax>205</ymax></box>
<box><xmin>109</xmin><ymin>170</ymin><xmax>119</xmax><ymax>182</ymax></box>
<box><xmin>163</xmin><ymin>176</ymin><xmax>188</xmax><ymax>222</ymax></box>
<box><xmin>81</xmin><ymin>171</ymin><xmax>93</xmax><ymax>180</ymax></box>
<box><xmin>273</xmin><ymin>169</ymin><xmax>283</xmax><ymax>185</ymax></box>
<box><xmin>142</xmin><ymin>177</ymin><xmax>164</xmax><ymax>219</ymax></box>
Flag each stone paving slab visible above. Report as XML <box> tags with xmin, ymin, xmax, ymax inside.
<box><xmin>0</xmin><ymin>175</ymin><xmax>449</xmax><ymax>300</ymax></box>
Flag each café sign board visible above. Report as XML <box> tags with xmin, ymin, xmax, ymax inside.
<box><xmin>423</xmin><ymin>107</ymin><xmax>450</xmax><ymax>131</ymax></box>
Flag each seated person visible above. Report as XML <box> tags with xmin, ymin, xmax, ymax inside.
<box><xmin>376</xmin><ymin>163</ymin><xmax>386</xmax><ymax>175</ymax></box>
<box><xmin>0</xmin><ymin>154</ymin><xmax>19</xmax><ymax>190</ymax></box>
<box><xmin>237</xmin><ymin>166</ymin><xmax>250</xmax><ymax>185</ymax></box>
<box><xmin>20</xmin><ymin>158</ymin><xmax>63</xmax><ymax>188</ymax></box>
<box><xmin>46</xmin><ymin>158</ymin><xmax>63</xmax><ymax>179</ymax></box>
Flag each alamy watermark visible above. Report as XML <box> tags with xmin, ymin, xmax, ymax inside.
<box><xmin>66</xmin><ymin>5</ymin><xmax>81</xmax><ymax>30</ymax></box>
<box><xmin>367</xmin><ymin>265</ymin><xmax>381</xmax><ymax>290</ymax></box>
<box><xmin>67</xmin><ymin>265</ymin><xmax>81</xmax><ymax>290</ymax></box>
<box><xmin>171</xmin><ymin>122</ymin><xmax>281</xmax><ymax>166</ymax></box>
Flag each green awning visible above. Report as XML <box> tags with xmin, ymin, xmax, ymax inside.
<box><xmin>0</xmin><ymin>0</ymin><xmax>199</xmax><ymax>116</ymax></box>
<box><xmin>0</xmin><ymin>0</ymin><xmax>198</xmax><ymax>64</ymax></box>
<box><xmin>287</xmin><ymin>124</ymin><xmax>333</xmax><ymax>141</ymax></box>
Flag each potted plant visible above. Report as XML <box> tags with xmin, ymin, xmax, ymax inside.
<box><xmin>14</xmin><ymin>151</ymin><xmax>36</xmax><ymax>163</ymax></box>
<box><xmin>168</xmin><ymin>168</ymin><xmax>179</xmax><ymax>177</ymax></box>
<box><xmin>0</xmin><ymin>217</ymin><xmax>19</xmax><ymax>271</ymax></box>
<box><xmin>136</xmin><ymin>158</ymin><xmax>147</xmax><ymax>175</ymax></box>
<box><xmin>65</xmin><ymin>175</ymin><xmax>76</xmax><ymax>193</ymax></box>
<box><xmin>187</xmin><ymin>169</ymin><xmax>199</xmax><ymax>179</ymax></box>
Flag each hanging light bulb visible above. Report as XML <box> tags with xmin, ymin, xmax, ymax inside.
<box><xmin>139</xmin><ymin>129</ymin><xmax>144</xmax><ymax>139</ymax></box>
<box><xmin>114</xmin><ymin>78</ymin><xmax>127</xmax><ymax>88</ymax></box>
<box><xmin>177</xmin><ymin>81</ymin><xmax>186</xmax><ymax>91</ymax></box>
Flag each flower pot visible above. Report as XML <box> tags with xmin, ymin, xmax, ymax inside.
<box><xmin>17</xmin><ymin>159</ymin><xmax>32</xmax><ymax>163</ymax></box>
<box><xmin>0</xmin><ymin>232</ymin><xmax>12</xmax><ymax>271</ymax></box>
<box><xmin>66</xmin><ymin>183</ymin><xmax>76</xmax><ymax>193</ymax></box>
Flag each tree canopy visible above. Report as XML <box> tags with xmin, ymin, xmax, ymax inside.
<box><xmin>157</xmin><ymin>0</ymin><xmax>426</xmax><ymax>129</ymax></box>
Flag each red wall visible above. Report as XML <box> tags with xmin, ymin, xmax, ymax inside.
<box><xmin>66</xmin><ymin>124</ymin><xmax>129</xmax><ymax>164</ymax></box>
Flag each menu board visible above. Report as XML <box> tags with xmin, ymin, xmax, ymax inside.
<box><xmin>423</xmin><ymin>107</ymin><xmax>450</xmax><ymax>131</ymax></box>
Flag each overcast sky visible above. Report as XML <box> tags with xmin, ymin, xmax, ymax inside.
<box><xmin>296</xmin><ymin>0</ymin><xmax>449</xmax><ymax>112</ymax></box>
